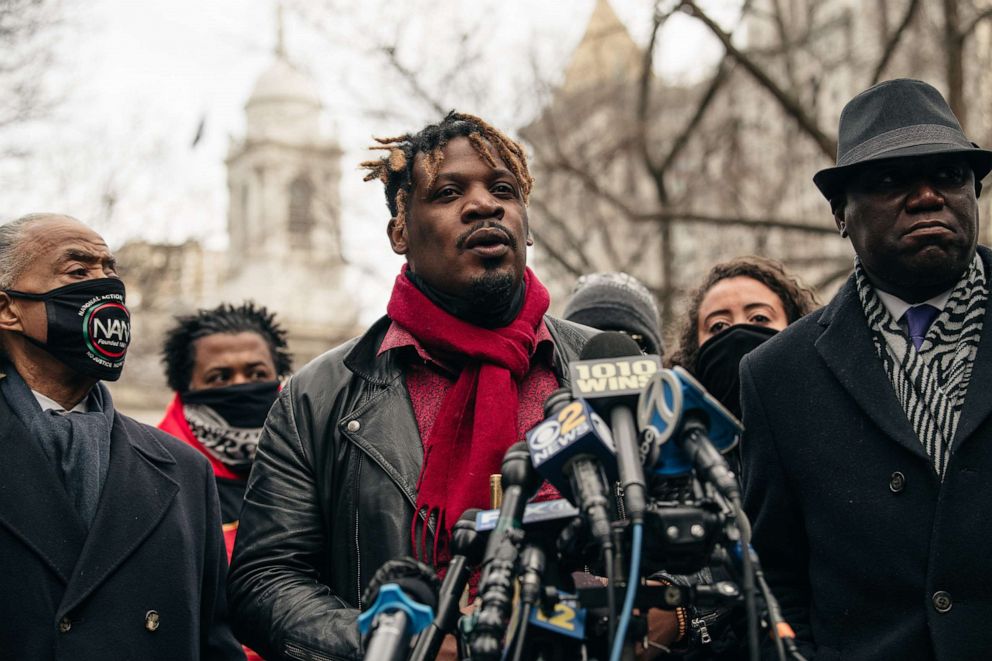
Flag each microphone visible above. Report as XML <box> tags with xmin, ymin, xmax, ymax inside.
<box><xmin>637</xmin><ymin>366</ymin><xmax>742</xmax><ymax>501</ymax></box>
<box><xmin>408</xmin><ymin>509</ymin><xmax>487</xmax><ymax>661</ymax></box>
<box><xmin>358</xmin><ymin>557</ymin><xmax>439</xmax><ymax>661</ymax></box>
<box><xmin>468</xmin><ymin>441</ymin><xmax>543</xmax><ymax>660</ymax></box>
<box><xmin>572</xmin><ymin>331</ymin><xmax>662</xmax><ymax>523</ymax></box>
<box><xmin>526</xmin><ymin>388</ymin><xmax>618</xmax><ymax>550</ymax></box>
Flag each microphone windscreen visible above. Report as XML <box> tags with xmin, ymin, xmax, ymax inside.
<box><xmin>363</xmin><ymin>557</ymin><xmax>440</xmax><ymax>611</ymax></box>
<box><xmin>580</xmin><ymin>331</ymin><xmax>642</xmax><ymax>360</ymax></box>
<box><xmin>452</xmin><ymin>508</ymin><xmax>485</xmax><ymax>561</ymax></box>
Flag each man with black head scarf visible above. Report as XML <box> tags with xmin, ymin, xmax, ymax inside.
<box><xmin>742</xmin><ymin>79</ymin><xmax>992</xmax><ymax>660</ymax></box>
<box><xmin>0</xmin><ymin>213</ymin><xmax>242</xmax><ymax>660</ymax></box>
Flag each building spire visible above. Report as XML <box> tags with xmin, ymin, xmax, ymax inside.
<box><xmin>275</xmin><ymin>1</ymin><xmax>285</xmax><ymax>58</ymax></box>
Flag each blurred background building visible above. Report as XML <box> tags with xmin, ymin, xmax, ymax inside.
<box><xmin>113</xmin><ymin>24</ymin><xmax>357</xmax><ymax>419</ymax></box>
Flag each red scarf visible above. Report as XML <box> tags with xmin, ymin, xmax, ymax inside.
<box><xmin>386</xmin><ymin>267</ymin><xmax>550</xmax><ymax>564</ymax></box>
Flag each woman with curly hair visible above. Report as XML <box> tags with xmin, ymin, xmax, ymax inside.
<box><xmin>669</xmin><ymin>256</ymin><xmax>819</xmax><ymax>419</ymax></box>
<box><xmin>661</xmin><ymin>257</ymin><xmax>818</xmax><ymax>660</ymax></box>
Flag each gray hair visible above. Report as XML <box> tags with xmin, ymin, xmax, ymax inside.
<box><xmin>0</xmin><ymin>213</ymin><xmax>73</xmax><ymax>290</ymax></box>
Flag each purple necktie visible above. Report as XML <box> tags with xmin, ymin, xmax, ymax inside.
<box><xmin>905</xmin><ymin>304</ymin><xmax>940</xmax><ymax>350</ymax></box>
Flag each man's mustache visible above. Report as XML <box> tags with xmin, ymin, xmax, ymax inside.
<box><xmin>455</xmin><ymin>221</ymin><xmax>516</xmax><ymax>250</ymax></box>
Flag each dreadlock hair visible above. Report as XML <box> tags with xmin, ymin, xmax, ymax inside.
<box><xmin>360</xmin><ymin>111</ymin><xmax>533</xmax><ymax>226</ymax></box>
<box><xmin>667</xmin><ymin>256</ymin><xmax>820</xmax><ymax>372</ymax></box>
<box><xmin>161</xmin><ymin>301</ymin><xmax>293</xmax><ymax>392</ymax></box>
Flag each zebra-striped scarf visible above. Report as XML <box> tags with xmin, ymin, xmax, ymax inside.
<box><xmin>854</xmin><ymin>256</ymin><xmax>986</xmax><ymax>478</ymax></box>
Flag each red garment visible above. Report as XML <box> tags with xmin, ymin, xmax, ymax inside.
<box><xmin>386</xmin><ymin>267</ymin><xmax>550</xmax><ymax>563</ymax></box>
<box><xmin>378</xmin><ymin>319</ymin><xmax>561</xmax><ymax>501</ymax></box>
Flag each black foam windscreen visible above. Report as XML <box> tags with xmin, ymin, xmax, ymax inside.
<box><xmin>580</xmin><ymin>330</ymin><xmax>642</xmax><ymax>361</ymax></box>
<box><xmin>362</xmin><ymin>557</ymin><xmax>440</xmax><ymax>612</ymax></box>
<box><xmin>451</xmin><ymin>508</ymin><xmax>485</xmax><ymax>562</ymax></box>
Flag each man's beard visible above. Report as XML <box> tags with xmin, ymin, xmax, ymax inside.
<box><xmin>469</xmin><ymin>268</ymin><xmax>515</xmax><ymax>310</ymax></box>
<box><xmin>404</xmin><ymin>266</ymin><xmax>526</xmax><ymax>328</ymax></box>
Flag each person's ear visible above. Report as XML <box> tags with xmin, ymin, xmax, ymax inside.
<box><xmin>832</xmin><ymin>200</ymin><xmax>848</xmax><ymax>238</ymax></box>
<box><xmin>0</xmin><ymin>293</ymin><xmax>25</xmax><ymax>333</ymax></box>
<box><xmin>387</xmin><ymin>216</ymin><xmax>408</xmax><ymax>255</ymax></box>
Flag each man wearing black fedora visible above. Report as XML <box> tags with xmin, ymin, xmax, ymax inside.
<box><xmin>740</xmin><ymin>78</ymin><xmax>992</xmax><ymax>660</ymax></box>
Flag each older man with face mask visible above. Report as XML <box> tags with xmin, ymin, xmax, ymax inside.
<box><xmin>0</xmin><ymin>213</ymin><xmax>243</xmax><ymax>660</ymax></box>
<box><xmin>741</xmin><ymin>80</ymin><xmax>992</xmax><ymax>661</ymax></box>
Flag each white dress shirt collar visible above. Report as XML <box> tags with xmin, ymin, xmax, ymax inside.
<box><xmin>32</xmin><ymin>390</ymin><xmax>88</xmax><ymax>414</ymax></box>
<box><xmin>875</xmin><ymin>288</ymin><xmax>953</xmax><ymax>322</ymax></box>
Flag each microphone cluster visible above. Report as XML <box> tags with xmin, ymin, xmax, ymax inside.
<box><xmin>357</xmin><ymin>332</ymin><xmax>803</xmax><ymax>661</ymax></box>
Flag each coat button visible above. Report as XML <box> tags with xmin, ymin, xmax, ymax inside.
<box><xmin>932</xmin><ymin>591</ymin><xmax>952</xmax><ymax>613</ymax></box>
<box><xmin>346</xmin><ymin>420</ymin><xmax>361</xmax><ymax>433</ymax></box>
<box><xmin>144</xmin><ymin>610</ymin><xmax>160</xmax><ymax>632</ymax></box>
<box><xmin>57</xmin><ymin>616</ymin><xmax>72</xmax><ymax>633</ymax></box>
<box><xmin>889</xmin><ymin>471</ymin><xmax>906</xmax><ymax>493</ymax></box>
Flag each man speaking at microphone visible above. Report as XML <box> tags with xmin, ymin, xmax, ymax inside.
<box><xmin>228</xmin><ymin>112</ymin><xmax>602</xmax><ymax>659</ymax></box>
<box><xmin>741</xmin><ymin>79</ymin><xmax>992</xmax><ymax>660</ymax></box>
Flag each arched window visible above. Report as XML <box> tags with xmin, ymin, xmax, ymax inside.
<box><xmin>288</xmin><ymin>175</ymin><xmax>314</xmax><ymax>248</ymax></box>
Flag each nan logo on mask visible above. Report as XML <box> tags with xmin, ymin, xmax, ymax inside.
<box><xmin>83</xmin><ymin>296</ymin><xmax>130</xmax><ymax>366</ymax></box>
<box><xmin>5</xmin><ymin>277</ymin><xmax>132</xmax><ymax>381</ymax></box>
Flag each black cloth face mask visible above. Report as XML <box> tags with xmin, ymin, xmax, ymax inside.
<box><xmin>694</xmin><ymin>323</ymin><xmax>779</xmax><ymax>420</ymax></box>
<box><xmin>5</xmin><ymin>278</ymin><xmax>130</xmax><ymax>382</ymax></box>
<box><xmin>181</xmin><ymin>380</ymin><xmax>281</xmax><ymax>429</ymax></box>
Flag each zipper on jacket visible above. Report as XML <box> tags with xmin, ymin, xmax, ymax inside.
<box><xmin>691</xmin><ymin>615</ymin><xmax>716</xmax><ymax>645</ymax></box>
<box><xmin>355</xmin><ymin>454</ymin><xmax>363</xmax><ymax>609</ymax></box>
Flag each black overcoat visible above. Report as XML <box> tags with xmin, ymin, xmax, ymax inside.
<box><xmin>740</xmin><ymin>246</ymin><xmax>992</xmax><ymax>661</ymax></box>
<box><xmin>0</xmin><ymin>393</ymin><xmax>245</xmax><ymax>660</ymax></box>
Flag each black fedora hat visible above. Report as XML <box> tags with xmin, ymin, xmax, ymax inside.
<box><xmin>813</xmin><ymin>78</ymin><xmax>992</xmax><ymax>202</ymax></box>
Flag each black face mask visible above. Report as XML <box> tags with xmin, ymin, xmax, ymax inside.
<box><xmin>5</xmin><ymin>278</ymin><xmax>131</xmax><ymax>382</ymax></box>
<box><xmin>694</xmin><ymin>324</ymin><xmax>779</xmax><ymax>420</ymax></box>
<box><xmin>181</xmin><ymin>380</ymin><xmax>281</xmax><ymax>429</ymax></box>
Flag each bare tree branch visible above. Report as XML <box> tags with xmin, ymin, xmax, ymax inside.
<box><xmin>658</xmin><ymin>58</ymin><xmax>734</xmax><ymax>176</ymax></box>
<box><xmin>743</xmin><ymin>11</ymin><xmax>851</xmax><ymax>57</ymax></box>
<box><xmin>680</xmin><ymin>0</ymin><xmax>837</xmax><ymax>159</ymax></box>
<box><xmin>961</xmin><ymin>5</ymin><xmax>992</xmax><ymax>38</ymax></box>
<box><xmin>528</xmin><ymin>200</ymin><xmax>591</xmax><ymax>277</ymax></box>
<box><xmin>543</xmin><ymin>155</ymin><xmax>641</xmax><ymax>221</ymax></box>
<box><xmin>636</xmin><ymin>3</ymin><xmax>677</xmax><ymax>191</ymax></box>
<box><xmin>770</xmin><ymin>0</ymin><xmax>798</xmax><ymax>91</ymax></box>
<box><xmin>633</xmin><ymin>210</ymin><xmax>840</xmax><ymax>235</ymax></box>
<box><xmin>379</xmin><ymin>45</ymin><xmax>446</xmax><ymax>117</ymax></box>
<box><xmin>871</xmin><ymin>0</ymin><xmax>922</xmax><ymax>84</ymax></box>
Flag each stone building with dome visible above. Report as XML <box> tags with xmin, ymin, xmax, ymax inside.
<box><xmin>110</xmin><ymin>28</ymin><xmax>358</xmax><ymax>421</ymax></box>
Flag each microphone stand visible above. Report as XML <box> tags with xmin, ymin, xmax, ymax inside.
<box><xmin>409</xmin><ymin>510</ymin><xmax>485</xmax><ymax>661</ymax></box>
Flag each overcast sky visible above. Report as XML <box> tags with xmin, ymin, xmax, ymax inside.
<box><xmin>0</xmin><ymin>0</ymin><xmax>737</xmax><ymax>319</ymax></box>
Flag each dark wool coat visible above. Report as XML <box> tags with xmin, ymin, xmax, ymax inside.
<box><xmin>0</xmin><ymin>393</ymin><xmax>245</xmax><ymax>661</ymax></box>
<box><xmin>741</xmin><ymin>245</ymin><xmax>992</xmax><ymax>661</ymax></box>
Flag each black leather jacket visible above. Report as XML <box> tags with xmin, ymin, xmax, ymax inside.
<box><xmin>228</xmin><ymin>315</ymin><xmax>595</xmax><ymax>660</ymax></box>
